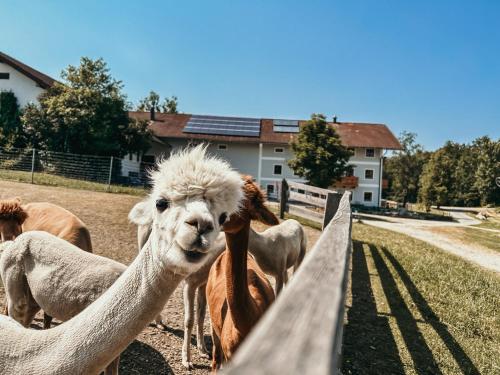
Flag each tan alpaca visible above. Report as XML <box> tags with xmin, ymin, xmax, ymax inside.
<box><xmin>0</xmin><ymin>198</ymin><xmax>93</xmax><ymax>327</ymax></box>
<box><xmin>0</xmin><ymin>145</ymin><xmax>243</xmax><ymax>375</ymax></box>
<box><xmin>206</xmin><ymin>176</ymin><xmax>279</xmax><ymax>370</ymax></box>
<box><xmin>0</xmin><ymin>199</ymin><xmax>92</xmax><ymax>251</ymax></box>
<box><xmin>248</xmin><ymin>219</ymin><xmax>307</xmax><ymax>295</ymax></box>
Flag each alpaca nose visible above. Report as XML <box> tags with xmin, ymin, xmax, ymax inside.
<box><xmin>185</xmin><ymin>219</ymin><xmax>214</xmax><ymax>235</ymax></box>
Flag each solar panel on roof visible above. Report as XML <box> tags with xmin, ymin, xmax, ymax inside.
<box><xmin>273</xmin><ymin>119</ymin><xmax>299</xmax><ymax>133</ymax></box>
<box><xmin>183</xmin><ymin>115</ymin><xmax>261</xmax><ymax>137</ymax></box>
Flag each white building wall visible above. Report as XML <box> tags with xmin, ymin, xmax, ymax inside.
<box><xmin>347</xmin><ymin>147</ymin><xmax>383</xmax><ymax>207</ymax></box>
<box><xmin>0</xmin><ymin>62</ymin><xmax>46</xmax><ymax>107</ymax></box>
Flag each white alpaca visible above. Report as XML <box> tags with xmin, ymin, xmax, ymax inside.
<box><xmin>129</xmin><ymin>201</ymin><xmax>226</xmax><ymax>369</ymax></box>
<box><xmin>0</xmin><ymin>145</ymin><xmax>243</xmax><ymax>375</ymax></box>
<box><xmin>248</xmin><ymin>219</ymin><xmax>307</xmax><ymax>295</ymax></box>
<box><xmin>0</xmin><ymin>236</ymin><xmax>127</xmax><ymax>374</ymax></box>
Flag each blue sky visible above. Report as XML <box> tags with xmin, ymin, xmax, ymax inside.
<box><xmin>2</xmin><ymin>0</ymin><xmax>499</xmax><ymax>150</ymax></box>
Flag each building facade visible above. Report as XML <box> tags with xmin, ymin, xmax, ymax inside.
<box><xmin>128</xmin><ymin>112</ymin><xmax>401</xmax><ymax>207</ymax></box>
<box><xmin>0</xmin><ymin>52</ymin><xmax>55</xmax><ymax>107</ymax></box>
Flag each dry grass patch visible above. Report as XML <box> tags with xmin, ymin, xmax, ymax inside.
<box><xmin>429</xmin><ymin>226</ymin><xmax>500</xmax><ymax>253</ymax></box>
<box><xmin>343</xmin><ymin>223</ymin><xmax>500</xmax><ymax>375</ymax></box>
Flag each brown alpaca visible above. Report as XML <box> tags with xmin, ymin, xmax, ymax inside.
<box><xmin>0</xmin><ymin>198</ymin><xmax>93</xmax><ymax>326</ymax></box>
<box><xmin>206</xmin><ymin>177</ymin><xmax>279</xmax><ymax>371</ymax></box>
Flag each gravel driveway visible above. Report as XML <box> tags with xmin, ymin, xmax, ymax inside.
<box><xmin>359</xmin><ymin>212</ymin><xmax>500</xmax><ymax>273</ymax></box>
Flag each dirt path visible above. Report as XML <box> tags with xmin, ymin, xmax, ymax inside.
<box><xmin>360</xmin><ymin>213</ymin><xmax>500</xmax><ymax>273</ymax></box>
<box><xmin>0</xmin><ymin>180</ymin><xmax>320</xmax><ymax>374</ymax></box>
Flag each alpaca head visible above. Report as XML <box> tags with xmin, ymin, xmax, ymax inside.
<box><xmin>0</xmin><ymin>198</ymin><xmax>27</xmax><ymax>242</ymax></box>
<box><xmin>222</xmin><ymin>176</ymin><xmax>279</xmax><ymax>234</ymax></box>
<box><xmin>129</xmin><ymin>145</ymin><xmax>243</xmax><ymax>275</ymax></box>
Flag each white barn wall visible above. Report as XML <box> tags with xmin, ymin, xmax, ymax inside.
<box><xmin>0</xmin><ymin>62</ymin><xmax>45</xmax><ymax>107</ymax></box>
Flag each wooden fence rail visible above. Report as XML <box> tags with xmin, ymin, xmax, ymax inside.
<box><xmin>224</xmin><ymin>191</ymin><xmax>353</xmax><ymax>375</ymax></box>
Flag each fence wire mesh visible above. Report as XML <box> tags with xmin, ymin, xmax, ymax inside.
<box><xmin>0</xmin><ymin>147</ymin><xmax>154</xmax><ymax>188</ymax></box>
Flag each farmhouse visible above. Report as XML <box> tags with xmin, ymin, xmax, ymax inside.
<box><xmin>128</xmin><ymin>111</ymin><xmax>402</xmax><ymax>206</ymax></box>
<box><xmin>0</xmin><ymin>51</ymin><xmax>55</xmax><ymax>107</ymax></box>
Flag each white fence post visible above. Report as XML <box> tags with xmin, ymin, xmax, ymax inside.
<box><xmin>30</xmin><ymin>148</ymin><xmax>36</xmax><ymax>184</ymax></box>
<box><xmin>107</xmin><ymin>156</ymin><xmax>114</xmax><ymax>191</ymax></box>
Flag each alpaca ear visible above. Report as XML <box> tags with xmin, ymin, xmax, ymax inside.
<box><xmin>253</xmin><ymin>204</ymin><xmax>280</xmax><ymax>226</ymax></box>
<box><xmin>128</xmin><ymin>200</ymin><xmax>153</xmax><ymax>226</ymax></box>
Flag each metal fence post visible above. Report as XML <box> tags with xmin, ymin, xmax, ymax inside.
<box><xmin>30</xmin><ymin>148</ymin><xmax>36</xmax><ymax>184</ymax></box>
<box><xmin>322</xmin><ymin>192</ymin><xmax>343</xmax><ymax>229</ymax></box>
<box><xmin>280</xmin><ymin>179</ymin><xmax>289</xmax><ymax>219</ymax></box>
<box><xmin>107</xmin><ymin>156</ymin><xmax>114</xmax><ymax>191</ymax></box>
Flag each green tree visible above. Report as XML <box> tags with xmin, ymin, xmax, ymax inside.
<box><xmin>288</xmin><ymin>114</ymin><xmax>352</xmax><ymax>188</ymax></box>
<box><xmin>418</xmin><ymin>141</ymin><xmax>461</xmax><ymax>209</ymax></box>
<box><xmin>383</xmin><ymin>131</ymin><xmax>429</xmax><ymax>204</ymax></box>
<box><xmin>136</xmin><ymin>91</ymin><xmax>178</xmax><ymax>114</ymax></box>
<box><xmin>0</xmin><ymin>91</ymin><xmax>25</xmax><ymax>148</ymax></box>
<box><xmin>22</xmin><ymin>57</ymin><xmax>150</xmax><ymax>157</ymax></box>
<box><xmin>473</xmin><ymin>136</ymin><xmax>500</xmax><ymax>206</ymax></box>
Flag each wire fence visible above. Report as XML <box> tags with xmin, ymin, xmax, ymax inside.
<box><xmin>0</xmin><ymin>147</ymin><xmax>155</xmax><ymax>189</ymax></box>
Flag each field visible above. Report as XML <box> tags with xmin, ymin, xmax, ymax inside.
<box><xmin>1</xmin><ymin>179</ymin><xmax>499</xmax><ymax>374</ymax></box>
<box><xmin>0</xmin><ymin>179</ymin><xmax>320</xmax><ymax>374</ymax></box>
<box><xmin>344</xmin><ymin>224</ymin><xmax>500</xmax><ymax>375</ymax></box>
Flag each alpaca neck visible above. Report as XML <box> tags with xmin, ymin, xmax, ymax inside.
<box><xmin>248</xmin><ymin>227</ymin><xmax>268</xmax><ymax>258</ymax></box>
<box><xmin>50</xmin><ymin>235</ymin><xmax>185</xmax><ymax>374</ymax></box>
<box><xmin>225</xmin><ymin>221</ymin><xmax>257</xmax><ymax>332</ymax></box>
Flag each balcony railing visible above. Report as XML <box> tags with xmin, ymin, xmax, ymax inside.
<box><xmin>332</xmin><ymin>176</ymin><xmax>358</xmax><ymax>189</ymax></box>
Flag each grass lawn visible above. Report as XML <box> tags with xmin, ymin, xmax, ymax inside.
<box><xmin>343</xmin><ymin>223</ymin><xmax>500</xmax><ymax>375</ymax></box>
<box><xmin>0</xmin><ymin>169</ymin><xmax>147</xmax><ymax>196</ymax></box>
<box><xmin>430</xmin><ymin>226</ymin><xmax>500</xmax><ymax>253</ymax></box>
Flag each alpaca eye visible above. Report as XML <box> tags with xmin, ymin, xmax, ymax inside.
<box><xmin>155</xmin><ymin>198</ymin><xmax>169</xmax><ymax>212</ymax></box>
<box><xmin>218</xmin><ymin>212</ymin><xmax>228</xmax><ymax>225</ymax></box>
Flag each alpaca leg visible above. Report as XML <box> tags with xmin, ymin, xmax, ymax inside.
<box><xmin>196</xmin><ymin>283</ymin><xmax>209</xmax><ymax>358</ymax></box>
<box><xmin>5</xmin><ymin>272</ymin><xmax>37</xmax><ymax>327</ymax></box>
<box><xmin>182</xmin><ymin>283</ymin><xmax>196</xmax><ymax>369</ymax></box>
<box><xmin>43</xmin><ymin>313</ymin><xmax>53</xmax><ymax>329</ymax></box>
<box><xmin>275</xmin><ymin>273</ymin><xmax>284</xmax><ymax>296</ymax></box>
<box><xmin>211</xmin><ymin>325</ymin><xmax>223</xmax><ymax>372</ymax></box>
<box><xmin>283</xmin><ymin>269</ymin><xmax>289</xmax><ymax>286</ymax></box>
<box><xmin>153</xmin><ymin>312</ymin><xmax>167</xmax><ymax>330</ymax></box>
<box><xmin>105</xmin><ymin>355</ymin><xmax>120</xmax><ymax>375</ymax></box>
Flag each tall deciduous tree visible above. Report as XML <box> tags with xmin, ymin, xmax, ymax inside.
<box><xmin>22</xmin><ymin>57</ymin><xmax>150</xmax><ymax>157</ymax></box>
<box><xmin>136</xmin><ymin>91</ymin><xmax>178</xmax><ymax>114</ymax></box>
<box><xmin>473</xmin><ymin>136</ymin><xmax>500</xmax><ymax>206</ymax></box>
<box><xmin>288</xmin><ymin>114</ymin><xmax>352</xmax><ymax>188</ymax></box>
<box><xmin>418</xmin><ymin>141</ymin><xmax>461</xmax><ymax>209</ymax></box>
<box><xmin>0</xmin><ymin>91</ymin><xmax>24</xmax><ymax>148</ymax></box>
<box><xmin>383</xmin><ymin>131</ymin><xmax>429</xmax><ymax>204</ymax></box>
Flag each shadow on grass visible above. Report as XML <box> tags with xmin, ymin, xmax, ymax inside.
<box><xmin>342</xmin><ymin>241</ymin><xmax>405</xmax><ymax>374</ymax></box>
<box><xmin>381</xmin><ymin>247</ymin><xmax>480</xmax><ymax>375</ymax></box>
<box><xmin>343</xmin><ymin>240</ymin><xmax>479</xmax><ymax>375</ymax></box>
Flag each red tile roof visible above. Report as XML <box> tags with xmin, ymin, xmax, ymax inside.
<box><xmin>0</xmin><ymin>51</ymin><xmax>56</xmax><ymax>89</ymax></box>
<box><xmin>129</xmin><ymin>112</ymin><xmax>402</xmax><ymax>149</ymax></box>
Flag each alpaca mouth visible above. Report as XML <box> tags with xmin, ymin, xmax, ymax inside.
<box><xmin>183</xmin><ymin>249</ymin><xmax>206</xmax><ymax>263</ymax></box>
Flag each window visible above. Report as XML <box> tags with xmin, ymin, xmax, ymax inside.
<box><xmin>345</xmin><ymin>166</ymin><xmax>355</xmax><ymax>177</ymax></box>
<box><xmin>218</xmin><ymin>144</ymin><xmax>227</xmax><ymax>150</ymax></box>
<box><xmin>142</xmin><ymin>155</ymin><xmax>155</xmax><ymax>164</ymax></box>
<box><xmin>0</xmin><ymin>73</ymin><xmax>9</xmax><ymax>80</ymax></box>
<box><xmin>267</xmin><ymin>184</ymin><xmax>275</xmax><ymax>195</ymax></box>
<box><xmin>365</xmin><ymin>148</ymin><xmax>375</xmax><ymax>157</ymax></box>
<box><xmin>364</xmin><ymin>169</ymin><xmax>374</xmax><ymax>179</ymax></box>
<box><xmin>364</xmin><ymin>192</ymin><xmax>373</xmax><ymax>202</ymax></box>
<box><xmin>274</xmin><ymin>147</ymin><xmax>284</xmax><ymax>153</ymax></box>
<box><xmin>273</xmin><ymin>164</ymin><xmax>283</xmax><ymax>175</ymax></box>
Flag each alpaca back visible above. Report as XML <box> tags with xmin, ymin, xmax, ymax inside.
<box><xmin>2</xmin><ymin>231</ymin><xmax>125</xmax><ymax>322</ymax></box>
<box><xmin>21</xmin><ymin>203</ymin><xmax>93</xmax><ymax>252</ymax></box>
